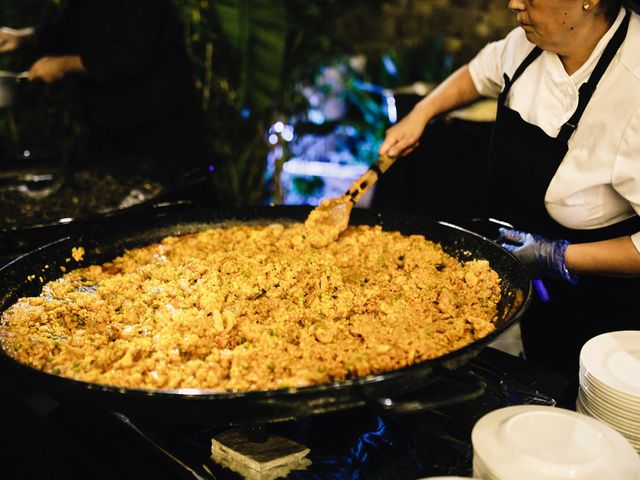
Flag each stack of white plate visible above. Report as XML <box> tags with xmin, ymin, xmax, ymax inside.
<box><xmin>471</xmin><ymin>405</ymin><xmax>640</xmax><ymax>480</ymax></box>
<box><xmin>417</xmin><ymin>477</ymin><xmax>474</xmax><ymax>479</ymax></box>
<box><xmin>418</xmin><ymin>477</ymin><xmax>474</xmax><ymax>479</ymax></box>
<box><xmin>578</xmin><ymin>330</ymin><xmax>640</xmax><ymax>453</ymax></box>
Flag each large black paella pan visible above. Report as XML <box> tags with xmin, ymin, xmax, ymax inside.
<box><xmin>0</xmin><ymin>206</ymin><xmax>531</xmax><ymax>425</ymax></box>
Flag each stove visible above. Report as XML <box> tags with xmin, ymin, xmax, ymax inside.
<box><xmin>1</xmin><ymin>348</ymin><xmax>576</xmax><ymax>480</ymax></box>
<box><xmin>0</xmin><ymin>162</ymin><xmax>215</xmax><ymax>271</ymax></box>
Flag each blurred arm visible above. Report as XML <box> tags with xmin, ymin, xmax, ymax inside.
<box><xmin>29</xmin><ymin>55</ymin><xmax>86</xmax><ymax>83</ymax></box>
<box><xmin>0</xmin><ymin>27</ymin><xmax>35</xmax><ymax>52</ymax></box>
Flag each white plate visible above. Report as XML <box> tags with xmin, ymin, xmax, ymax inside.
<box><xmin>472</xmin><ymin>455</ymin><xmax>500</xmax><ymax>480</ymax></box>
<box><xmin>579</xmin><ymin>331</ymin><xmax>640</xmax><ymax>397</ymax></box>
<box><xmin>577</xmin><ymin>397</ymin><xmax>640</xmax><ymax>454</ymax></box>
<box><xmin>472</xmin><ymin>405</ymin><xmax>640</xmax><ymax>480</ymax></box>
<box><xmin>417</xmin><ymin>477</ymin><xmax>475</xmax><ymax>479</ymax></box>
<box><xmin>577</xmin><ymin>393</ymin><xmax>638</xmax><ymax>433</ymax></box>
<box><xmin>579</xmin><ymin>382</ymin><xmax>640</xmax><ymax>424</ymax></box>
<box><xmin>580</xmin><ymin>367</ymin><xmax>640</xmax><ymax>407</ymax></box>
<box><xmin>576</xmin><ymin>402</ymin><xmax>640</xmax><ymax>458</ymax></box>
<box><xmin>579</xmin><ymin>371</ymin><xmax>640</xmax><ymax>411</ymax></box>
<box><xmin>578</xmin><ymin>388</ymin><xmax>640</xmax><ymax>427</ymax></box>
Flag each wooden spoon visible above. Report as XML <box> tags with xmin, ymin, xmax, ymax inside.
<box><xmin>304</xmin><ymin>153</ymin><xmax>397</xmax><ymax>248</ymax></box>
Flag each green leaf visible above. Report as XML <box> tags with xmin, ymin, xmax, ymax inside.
<box><xmin>212</xmin><ymin>0</ymin><xmax>287</xmax><ymax>112</ymax></box>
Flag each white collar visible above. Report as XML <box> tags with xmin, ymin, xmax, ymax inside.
<box><xmin>569</xmin><ymin>7</ymin><xmax>626</xmax><ymax>83</ymax></box>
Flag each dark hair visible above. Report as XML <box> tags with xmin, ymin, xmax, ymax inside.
<box><xmin>600</xmin><ymin>0</ymin><xmax>639</xmax><ymax>20</ymax></box>
<box><xmin>600</xmin><ymin>0</ymin><xmax>622</xmax><ymax>21</ymax></box>
<box><xmin>625</xmin><ymin>0</ymin><xmax>640</xmax><ymax>13</ymax></box>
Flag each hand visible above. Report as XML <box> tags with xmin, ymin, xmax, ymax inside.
<box><xmin>29</xmin><ymin>57</ymin><xmax>68</xmax><ymax>83</ymax></box>
<box><xmin>0</xmin><ymin>27</ymin><xmax>34</xmax><ymax>53</ymax></box>
<box><xmin>499</xmin><ymin>228</ymin><xmax>578</xmax><ymax>284</ymax></box>
<box><xmin>378</xmin><ymin>108</ymin><xmax>430</xmax><ymax>158</ymax></box>
<box><xmin>29</xmin><ymin>55</ymin><xmax>85</xmax><ymax>83</ymax></box>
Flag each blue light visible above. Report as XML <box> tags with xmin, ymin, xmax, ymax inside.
<box><xmin>352</xmin><ymin>416</ymin><xmax>391</xmax><ymax>463</ymax></box>
<box><xmin>382</xmin><ymin>55</ymin><xmax>398</xmax><ymax>76</ymax></box>
<box><xmin>386</xmin><ymin>95</ymin><xmax>398</xmax><ymax>124</ymax></box>
<box><xmin>308</xmin><ymin>109</ymin><xmax>325</xmax><ymax>125</ymax></box>
<box><xmin>241</xmin><ymin>108</ymin><xmax>251</xmax><ymax>118</ymax></box>
<box><xmin>282</xmin><ymin>125</ymin><xmax>294</xmax><ymax>142</ymax></box>
<box><xmin>344</xmin><ymin>125</ymin><xmax>357</xmax><ymax>136</ymax></box>
<box><xmin>444</xmin><ymin>53</ymin><xmax>454</xmax><ymax>72</ymax></box>
<box><xmin>208</xmin><ymin>164</ymin><xmax>215</xmax><ymax>172</ymax></box>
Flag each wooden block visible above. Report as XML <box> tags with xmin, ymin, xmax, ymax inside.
<box><xmin>211</xmin><ymin>428</ymin><xmax>311</xmax><ymax>480</ymax></box>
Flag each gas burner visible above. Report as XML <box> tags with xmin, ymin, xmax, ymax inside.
<box><xmin>112</xmin><ymin>348</ymin><xmax>564</xmax><ymax>480</ymax></box>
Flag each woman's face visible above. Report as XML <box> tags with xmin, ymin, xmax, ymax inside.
<box><xmin>508</xmin><ymin>0</ymin><xmax>594</xmax><ymax>53</ymax></box>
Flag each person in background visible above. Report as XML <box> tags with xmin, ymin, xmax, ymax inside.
<box><xmin>0</xmin><ymin>0</ymin><xmax>206</xmax><ymax>184</ymax></box>
<box><xmin>379</xmin><ymin>0</ymin><xmax>640</xmax><ymax>376</ymax></box>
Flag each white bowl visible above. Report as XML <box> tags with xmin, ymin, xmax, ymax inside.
<box><xmin>471</xmin><ymin>405</ymin><xmax>640</xmax><ymax>480</ymax></box>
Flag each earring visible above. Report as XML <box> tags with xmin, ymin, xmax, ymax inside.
<box><xmin>583</xmin><ymin>2</ymin><xmax>591</xmax><ymax>10</ymax></box>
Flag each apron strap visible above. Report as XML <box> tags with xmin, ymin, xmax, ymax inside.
<box><xmin>501</xmin><ymin>46</ymin><xmax>543</xmax><ymax>97</ymax></box>
<box><xmin>557</xmin><ymin>9</ymin><xmax>631</xmax><ymax>142</ymax></box>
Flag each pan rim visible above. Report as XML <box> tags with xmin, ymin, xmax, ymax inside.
<box><xmin>0</xmin><ymin>205</ymin><xmax>532</xmax><ymax>402</ymax></box>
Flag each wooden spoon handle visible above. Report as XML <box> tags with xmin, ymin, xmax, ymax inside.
<box><xmin>345</xmin><ymin>153</ymin><xmax>397</xmax><ymax>205</ymax></box>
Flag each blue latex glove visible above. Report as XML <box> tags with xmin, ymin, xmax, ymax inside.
<box><xmin>499</xmin><ymin>228</ymin><xmax>578</xmax><ymax>285</ymax></box>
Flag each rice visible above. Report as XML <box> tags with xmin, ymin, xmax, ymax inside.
<box><xmin>0</xmin><ymin>223</ymin><xmax>501</xmax><ymax>391</ymax></box>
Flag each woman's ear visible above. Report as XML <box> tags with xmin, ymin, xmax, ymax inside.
<box><xmin>584</xmin><ymin>0</ymin><xmax>602</xmax><ymax>12</ymax></box>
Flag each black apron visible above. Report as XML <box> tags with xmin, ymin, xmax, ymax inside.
<box><xmin>489</xmin><ymin>9</ymin><xmax>640</xmax><ymax>376</ymax></box>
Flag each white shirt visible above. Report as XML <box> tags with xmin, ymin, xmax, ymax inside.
<box><xmin>469</xmin><ymin>8</ymin><xmax>640</xmax><ymax>252</ymax></box>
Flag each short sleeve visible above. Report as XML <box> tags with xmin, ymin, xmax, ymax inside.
<box><xmin>468</xmin><ymin>27</ymin><xmax>535</xmax><ymax>100</ymax></box>
<box><xmin>631</xmin><ymin>232</ymin><xmax>640</xmax><ymax>253</ymax></box>
<box><xmin>468</xmin><ymin>39</ymin><xmax>507</xmax><ymax>98</ymax></box>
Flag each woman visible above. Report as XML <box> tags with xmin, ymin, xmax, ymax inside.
<box><xmin>379</xmin><ymin>0</ymin><xmax>640</xmax><ymax>375</ymax></box>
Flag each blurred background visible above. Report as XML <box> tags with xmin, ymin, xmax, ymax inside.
<box><xmin>0</xmin><ymin>0</ymin><xmax>516</xmax><ymax>214</ymax></box>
